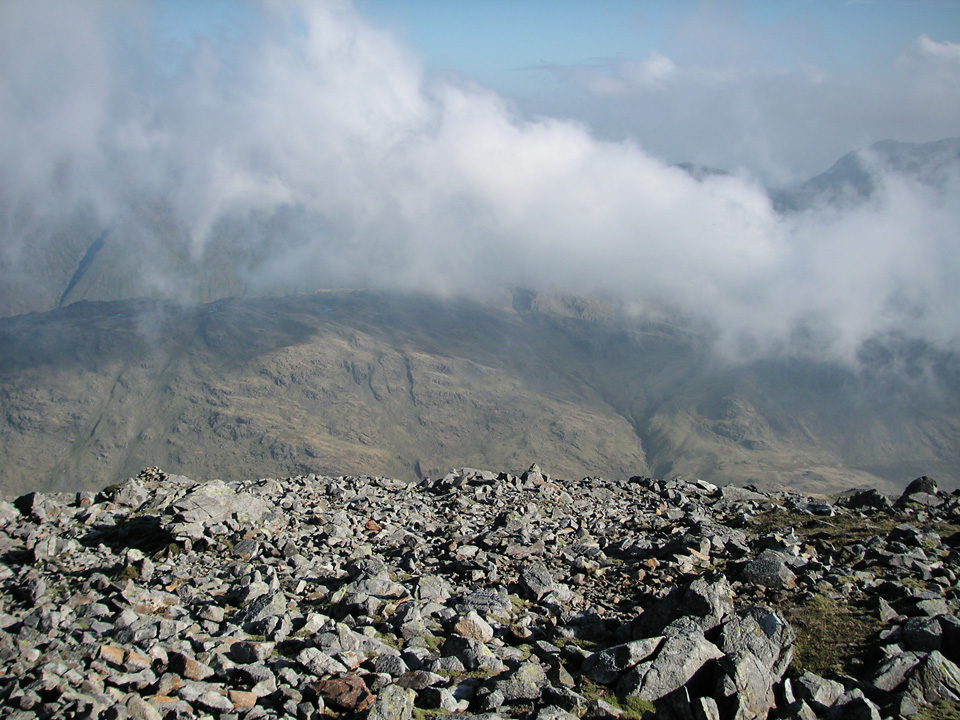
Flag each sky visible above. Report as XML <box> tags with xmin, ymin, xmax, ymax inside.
<box><xmin>147</xmin><ymin>0</ymin><xmax>960</xmax><ymax>182</ymax></box>
<box><xmin>1</xmin><ymin>0</ymin><xmax>959</xmax><ymax>363</ymax></box>
<box><xmin>357</xmin><ymin>0</ymin><xmax>960</xmax><ymax>181</ymax></box>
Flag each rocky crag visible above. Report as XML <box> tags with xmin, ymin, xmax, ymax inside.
<box><xmin>1</xmin><ymin>466</ymin><xmax>959</xmax><ymax>720</ymax></box>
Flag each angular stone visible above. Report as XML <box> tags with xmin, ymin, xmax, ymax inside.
<box><xmin>905</xmin><ymin>651</ymin><xmax>960</xmax><ymax>704</ymax></box>
<box><xmin>109</xmin><ymin>668</ymin><xmax>158</xmax><ymax>690</ymax></box>
<box><xmin>124</xmin><ymin>649</ymin><xmax>152</xmax><ymax>672</ymax></box>
<box><xmin>896</xmin><ymin>476</ymin><xmax>938</xmax><ymax>507</ymax></box>
<box><xmin>477</xmin><ymin>687</ymin><xmax>506</xmax><ymax>711</ymax></box>
<box><xmin>373</xmin><ymin>654</ymin><xmax>409</xmax><ymax>677</ymax></box>
<box><xmin>0</xmin><ymin>499</ymin><xmax>21</xmax><ymax>525</ymax></box>
<box><xmin>197</xmin><ymin>690</ymin><xmax>234</xmax><ymax>711</ymax></box>
<box><xmin>316</xmin><ymin>673</ymin><xmax>374</xmax><ymax>712</ymax></box>
<box><xmin>794</xmin><ymin>671</ymin><xmax>845</xmax><ymax>709</ymax></box>
<box><xmin>742</xmin><ymin>550</ymin><xmax>796</xmax><ymax>590</ymax></box>
<box><xmin>840</xmin><ymin>489</ymin><xmax>891</xmax><ymax>511</ymax></box>
<box><xmin>125</xmin><ymin>695</ymin><xmax>163</xmax><ymax>720</ymax></box>
<box><xmin>581</xmin><ymin>637</ymin><xmax>663</xmax><ymax>685</ymax></box>
<box><xmin>168</xmin><ymin>652</ymin><xmax>215</xmax><ymax>681</ymax></box>
<box><xmin>367</xmin><ymin>684</ymin><xmax>415</xmax><ymax>720</ymax></box>
<box><xmin>887</xmin><ymin>523</ymin><xmax>925</xmax><ymax>547</ymax></box>
<box><xmin>112</xmin><ymin>480</ymin><xmax>149</xmax><ymax>509</ymax></box>
<box><xmin>456</xmin><ymin>588</ymin><xmax>513</xmax><ymax>618</ymax></box>
<box><xmin>454</xmin><ymin>610</ymin><xmax>495</xmax><ymax>643</ymax></box>
<box><xmin>15</xmin><ymin>491</ymin><xmax>54</xmax><ymax>521</ymax></box>
<box><xmin>229</xmin><ymin>640</ymin><xmax>275</xmax><ymax>664</ymax></box>
<box><xmin>415</xmin><ymin>575</ymin><xmax>451</xmax><ymax>602</ymax></box>
<box><xmin>156</xmin><ymin>673</ymin><xmax>182</xmax><ymax>696</ymax></box>
<box><xmin>694</xmin><ymin>695</ymin><xmax>722</xmax><ymax>720</ymax></box>
<box><xmin>419</xmin><ymin>686</ymin><xmax>464</xmax><ymax>712</ymax></box>
<box><xmin>720</xmin><ymin>486</ymin><xmax>768</xmax><ymax>502</ymax></box>
<box><xmin>903</xmin><ymin>615</ymin><xmax>943</xmax><ymax>652</ymax></box>
<box><xmin>396</xmin><ymin>670</ymin><xmax>445</xmax><ymax>690</ymax></box>
<box><xmin>229</xmin><ymin>689</ymin><xmax>258</xmax><ymax>709</ymax></box>
<box><xmin>492</xmin><ymin>661</ymin><xmax>548</xmax><ymax>701</ymax></box>
<box><xmin>297</xmin><ymin>647</ymin><xmax>348</xmax><ymax>677</ymax></box>
<box><xmin>170</xmin><ymin>479</ymin><xmax>271</xmax><ymax>526</ymax></box>
<box><xmin>868</xmin><ymin>652</ymin><xmax>923</xmax><ymax>693</ymax></box>
<box><xmin>99</xmin><ymin>644</ymin><xmax>127</xmax><ymax>667</ymax></box>
<box><xmin>198</xmin><ymin>605</ymin><xmax>225</xmax><ymax>623</ymax></box>
<box><xmin>718</xmin><ymin>606</ymin><xmax>795</xmax><ymax>681</ymax></box>
<box><xmin>915</xmin><ymin>599</ymin><xmax>950</xmax><ymax>617</ymax></box>
<box><xmin>238</xmin><ymin>591</ymin><xmax>287</xmax><ymax>625</ymax></box>
<box><xmin>683</xmin><ymin>573</ymin><xmax>735</xmax><ymax>632</ymax></box>
<box><xmin>877</xmin><ymin>597</ymin><xmax>901</xmax><ymax>623</ymax></box>
<box><xmin>16</xmin><ymin>570</ymin><xmax>47</xmax><ymax>604</ymax></box>
<box><xmin>521</xmin><ymin>562</ymin><xmax>556</xmax><ymax>601</ymax></box>
<box><xmin>537</xmin><ymin>707</ymin><xmax>579</xmax><ymax>720</ymax></box>
<box><xmin>619</xmin><ymin>630</ymin><xmax>723</xmax><ymax>702</ymax></box>
<box><xmin>717</xmin><ymin>651</ymin><xmax>776</xmax><ymax>720</ymax></box>
<box><xmin>443</xmin><ymin>635</ymin><xmax>507</xmax><ymax>674</ymax></box>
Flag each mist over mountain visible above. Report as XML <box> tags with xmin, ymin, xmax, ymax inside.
<box><xmin>1</xmin><ymin>2</ymin><xmax>959</xmax><ymax>497</ymax></box>
<box><xmin>1</xmin><ymin>2</ymin><xmax>959</xmax><ymax>366</ymax></box>
<box><xmin>771</xmin><ymin>137</ymin><xmax>960</xmax><ymax>212</ymax></box>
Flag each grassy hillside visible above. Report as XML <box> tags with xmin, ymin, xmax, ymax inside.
<box><xmin>1</xmin><ymin>289</ymin><xmax>958</xmax><ymax>496</ymax></box>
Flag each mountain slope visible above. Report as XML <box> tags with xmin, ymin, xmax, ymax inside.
<box><xmin>1</xmin><ymin>290</ymin><xmax>957</xmax><ymax>496</ymax></box>
<box><xmin>770</xmin><ymin>137</ymin><xmax>960</xmax><ymax>212</ymax></box>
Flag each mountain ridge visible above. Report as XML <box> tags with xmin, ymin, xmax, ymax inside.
<box><xmin>770</xmin><ymin>137</ymin><xmax>960</xmax><ymax>212</ymax></box>
<box><xmin>2</xmin><ymin>138</ymin><xmax>959</xmax><ymax>496</ymax></box>
<box><xmin>1</xmin><ymin>289</ymin><xmax>957</xmax><ymax>497</ymax></box>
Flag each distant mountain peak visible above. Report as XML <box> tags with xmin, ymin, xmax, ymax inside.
<box><xmin>771</xmin><ymin>137</ymin><xmax>960</xmax><ymax>213</ymax></box>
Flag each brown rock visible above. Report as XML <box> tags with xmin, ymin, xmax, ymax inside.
<box><xmin>125</xmin><ymin>649</ymin><xmax>152</xmax><ymax>672</ymax></box>
<box><xmin>155</xmin><ymin>673</ymin><xmax>181</xmax><ymax>696</ymax></box>
<box><xmin>99</xmin><ymin>644</ymin><xmax>126</xmax><ymax>667</ymax></box>
<box><xmin>197</xmin><ymin>690</ymin><xmax>234</xmax><ymax>711</ymax></box>
<box><xmin>125</xmin><ymin>695</ymin><xmax>163</xmax><ymax>720</ymax></box>
<box><xmin>229</xmin><ymin>690</ymin><xmax>258</xmax><ymax>709</ymax></box>
<box><xmin>316</xmin><ymin>674</ymin><xmax>374</xmax><ymax>712</ymax></box>
<box><xmin>169</xmin><ymin>651</ymin><xmax>215</xmax><ymax>681</ymax></box>
<box><xmin>453</xmin><ymin>610</ymin><xmax>495</xmax><ymax>643</ymax></box>
<box><xmin>365</xmin><ymin>519</ymin><xmax>383</xmax><ymax>534</ymax></box>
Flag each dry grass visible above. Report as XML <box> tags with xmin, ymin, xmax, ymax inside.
<box><xmin>915</xmin><ymin>701</ymin><xmax>960</xmax><ymax>720</ymax></box>
<box><xmin>782</xmin><ymin>593</ymin><xmax>880</xmax><ymax>677</ymax></box>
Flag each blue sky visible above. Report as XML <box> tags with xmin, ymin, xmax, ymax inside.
<box><xmin>359</xmin><ymin>0</ymin><xmax>955</xmax><ymax>77</ymax></box>
<box><xmin>150</xmin><ymin>0</ymin><xmax>960</xmax><ymax>180</ymax></box>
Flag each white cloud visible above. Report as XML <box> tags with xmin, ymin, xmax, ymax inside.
<box><xmin>0</xmin><ymin>0</ymin><xmax>958</xmax><ymax>365</ymax></box>
<box><xmin>582</xmin><ymin>52</ymin><xmax>679</xmax><ymax>95</ymax></box>
<box><xmin>528</xmin><ymin>28</ymin><xmax>960</xmax><ymax>184</ymax></box>
<box><xmin>918</xmin><ymin>34</ymin><xmax>960</xmax><ymax>61</ymax></box>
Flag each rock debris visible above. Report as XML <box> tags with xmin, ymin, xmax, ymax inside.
<box><xmin>1</xmin><ymin>466</ymin><xmax>958</xmax><ymax>719</ymax></box>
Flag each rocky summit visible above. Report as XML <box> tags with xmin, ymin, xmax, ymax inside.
<box><xmin>1</xmin><ymin>465</ymin><xmax>959</xmax><ymax>720</ymax></box>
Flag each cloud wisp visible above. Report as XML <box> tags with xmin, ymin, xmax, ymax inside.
<box><xmin>0</xmin><ymin>0</ymin><xmax>958</xmax><ymax>365</ymax></box>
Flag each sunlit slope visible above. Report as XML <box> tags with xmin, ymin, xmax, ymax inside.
<box><xmin>1</xmin><ymin>290</ymin><xmax>957</xmax><ymax>495</ymax></box>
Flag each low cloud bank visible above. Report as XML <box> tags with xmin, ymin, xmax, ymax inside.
<box><xmin>1</xmin><ymin>0</ymin><xmax>958</xmax><ymax>364</ymax></box>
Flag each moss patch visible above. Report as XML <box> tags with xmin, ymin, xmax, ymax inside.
<box><xmin>412</xmin><ymin>709</ymin><xmax>452</xmax><ymax>720</ymax></box>
<box><xmin>783</xmin><ymin>593</ymin><xmax>879</xmax><ymax>677</ymax></box>
<box><xmin>581</xmin><ymin>679</ymin><xmax>656</xmax><ymax>720</ymax></box>
<box><xmin>914</xmin><ymin>701</ymin><xmax>960</xmax><ymax>720</ymax></box>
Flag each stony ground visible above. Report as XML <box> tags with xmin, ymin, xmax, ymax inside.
<box><xmin>1</xmin><ymin>465</ymin><xmax>959</xmax><ymax>720</ymax></box>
